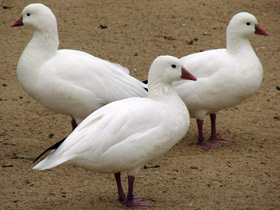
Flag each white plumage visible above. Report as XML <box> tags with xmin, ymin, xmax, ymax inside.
<box><xmin>33</xmin><ymin>55</ymin><xmax>197</xmax><ymax>207</ymax></box>
<box><xmin>11</xmin><ymin>3</ymin><xmax>147</xmax><ymax>128</ymax></box>
<box><xmin>173</xmin><ymin>12</ymin><xmax>268</xmax><ymax>148</ymax></box>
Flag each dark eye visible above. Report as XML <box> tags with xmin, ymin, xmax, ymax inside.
<box><xmin>246</xmin><ymin>22</ymin><xmax>251</xmax><ymax>26</ymax></box>
<box><xmin>27</xmin><ymin>13</ymin><xmax>30</xmax><ymax>16</ymax></box>
<box><xmin>171</xmin><ymin>64</ymin><xmax>176</xmax><ymax>69</ymax></box>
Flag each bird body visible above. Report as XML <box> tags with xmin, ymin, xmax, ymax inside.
<box><xmin>174</xmin><ymin>47</ymin><xmax>263</xmax><ymax>120</ymax></box>
<box><xmin>17</xmin><ymin>48</ymin><xmax>146</xmax><ymax>124</ymax></box>
<box><xmin>33</xmin><ymin>96</ymin><xmax>189</xmax><ymax>175</ymax></box>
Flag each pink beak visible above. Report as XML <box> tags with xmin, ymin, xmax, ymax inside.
<box><xmin>181</xmin><ymin>67</ymin><xmax>197</xmax><ymax>81</ymax></box>
<box><xmin>255</xmin><ymin>24</ymin><xmax>268</xmax><ymax>36</ymax></box>
<box><xmin>11</xmin><ymin>16</ymin><xmax>23</xmax><ymax>27</ymax></box>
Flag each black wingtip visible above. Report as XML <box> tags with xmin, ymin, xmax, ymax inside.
<box><xmin>142</xmin><ymin>80</ymin><xmax>148</xmax><ymax>92</ymax></box>
<box><xmin>33</xmin><ymin>137</ymin><xmax>67</xmax><ymax>163</ymax></box>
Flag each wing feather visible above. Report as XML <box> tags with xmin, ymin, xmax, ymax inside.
<box><xmin>33</xmin><ymin>98</ymin><xmax>176</xmax><ymax>171</ymax></box>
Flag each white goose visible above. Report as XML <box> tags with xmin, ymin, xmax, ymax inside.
<box><xmin>173</xmin><ymin>12</ymin><xmax>268</xmax><ymax>148</ymax></box>
<box><xmin>11</xmin><ymin>3</ymin><xmax>147</xmax><ymax>130</ymax></box>
<box><xmin>33</xmin><ymin>55</ymin><xmax>197</xmax><ymax>207</ymax></box>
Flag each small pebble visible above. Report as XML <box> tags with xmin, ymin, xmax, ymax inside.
<box><xmin>144</xmin><ymin>164</ymin><xmax>160</xmax><ymax>169</ymax></box>
<box><xmin>99</xmin><ymin>24</ymin><xmax>108</xmax><ymax>29</ymax></box>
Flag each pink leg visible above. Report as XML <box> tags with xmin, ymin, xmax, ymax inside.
<box><xmin>196</xmin><ymin>119</ymin><xmax>220</xmax><ymax>148</ymax></box>
<box><xmin>125</xmin><ymin>176</ymin><xmax>151</xmax><ymax>207</ymax></box>
<box><xmin>114</xmin><ymin>172</ymin><xmax>126</xmax><ymax>202</ymax></box>
<box><xmin>209</xmin><ymin>114</ymin><xmax>232</xmax><ymax>143</ymax></box>
<box><xmin>71</xmin><ymin>119</ymin><xmax>78</xmax><ymax>131</ymax></box>
<box><xmin>114</xmin><ymin>173</ymin><xmax>145</xmax><ymax>205</ymax></box>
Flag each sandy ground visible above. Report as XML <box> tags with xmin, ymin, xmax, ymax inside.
<box><xmin>1</xmin><ymin>0</ymin><xmax>280</xmax><ymax>209</ymax></box>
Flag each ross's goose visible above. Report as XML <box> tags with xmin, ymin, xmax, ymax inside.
<box><xmin>173</xmin><ymin>12</ymin><xmax>268</xmax><ymax>148</ymax></box>
<box><xmin>33</xmin><ymin>55</ymin><xmax>197</xmax><ymax>207</ymax></box>
<box><xmin>11</xmin><ymin>3</ymin><xmax>147</xmax><ymax>130</ymax></box>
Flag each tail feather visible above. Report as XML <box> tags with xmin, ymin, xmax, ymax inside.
<box><xmin>33</xmin><ymin>153</ymin><xmax>69</xmax><ymax>171</ymax></box>
<box><xmin>33</xmin><ymin>137</ymin><xmax>67</xmax><ymax>163</ymax></box>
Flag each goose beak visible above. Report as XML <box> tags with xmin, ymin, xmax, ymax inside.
<box><xmin>255</xmin><ymin>24</ymin><xmax>268</xmax><ymax>35</ymax></box>
<box><xmin>181</xmin><ymin>67</ymin><xmax>197</xmax><ymax>81</ymax></box>
<box><xmin>11</xmin><ymin>16</ymin><xmax>23</xmax><ymax>27</ymax></box>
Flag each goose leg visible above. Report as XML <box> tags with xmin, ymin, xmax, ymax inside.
<box><xmin>114</xmin><ymin>172</ymin><xmax>126</xmax><ymax>202</ymax></box>
<box><xmin>209</xmin><ymin>114</ymin><xmax>232</xmax><ymax>143</ymax></box>
<box><xmin>114</xmin><ymin>173</ymin><xmax>145</xmax><ymax>204</ymax></box>
<box><xmin>125</xmin><ymin>176</ymin><xmax>151</xmax><ymax>207</ymax></box>
<box><xmin>197</xmin><ymin>119</ymin><xmax>220</xmax><ymax>148</ymax></box>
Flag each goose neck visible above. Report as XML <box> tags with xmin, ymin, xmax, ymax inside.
<box><xmin>226</xmin><ymin>33</ymin><xmax>254</xmax><ymax>55</ymax></box>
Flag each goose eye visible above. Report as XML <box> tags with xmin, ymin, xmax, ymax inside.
<box><xmin>246</xmin><ymin>22</ymin><xmax>251</xmax><ymax>26</ymax></box>
<box><xmin>171</xmin><ymin>64</ymin><xmax>176</xmax><ymax>69</ymax></box>
<box><xmin>27</xmin><ymin>13</ymin><xmax>31</xmax><ymax>16</ymax></box>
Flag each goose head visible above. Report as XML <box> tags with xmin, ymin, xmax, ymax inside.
<box><xmin>148</xmin><ymin>56</ymin><xmax>197</xmax><ymax>85</ymax></box>
<box><xmin>226</xmin><ymin>12</ymin><xmax>268</xmax><ymax>39</ymax></box>
<box><xmin>11</xmin><ymin>3</ymin><xmax>57</xmax><ymax>32</ymax></box>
